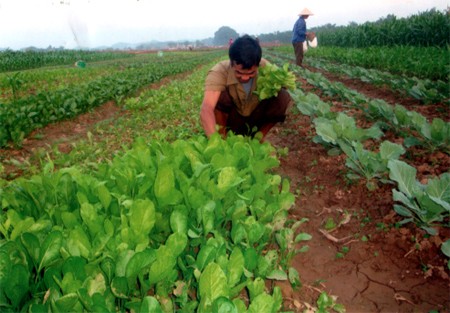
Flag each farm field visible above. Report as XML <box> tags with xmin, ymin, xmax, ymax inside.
<box><xmin>0</xmin><ymin>45</ymin><xmax>449</xmax><ymax>313</ymax></box>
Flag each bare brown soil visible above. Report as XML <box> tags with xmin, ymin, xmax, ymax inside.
<box><xmin>1</xmin><ymin>64</ymin><xmax>449</xmax><ymax>313</ymax></box>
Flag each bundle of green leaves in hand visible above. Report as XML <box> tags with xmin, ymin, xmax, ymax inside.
<box><xmin>255</xmin><ymin>63</ymin><xmax>296</xmax><ymax>100</ymax></box>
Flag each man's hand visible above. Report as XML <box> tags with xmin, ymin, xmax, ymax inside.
<box><xmin>200</xmin><ymin>90</ymin><xmax>221</xmax><ymax>137</ymax></box>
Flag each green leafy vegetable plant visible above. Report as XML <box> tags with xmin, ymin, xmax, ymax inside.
<box><xmin>316</xmin><ymin>291</ymin><xmax>346</xmax><ymax>313</ymax></box>
<box><xmin>255</xmin><ymin>63</ymin><xmax>296</xmax><ymax>100</ymax></box>
<box><xmin>339</xmin><ymin>140</ymin><xmax>406</xmax><ymax>191</ymax></box>
<box><xmin>313</xmin><ymin>113</ymin><xmax>383</xmax><ymax>149</ymax></box>
<box><xmin>387</xmin><ymin>159</ymin><xmax>450</xmax><ymax>235</ymax></box>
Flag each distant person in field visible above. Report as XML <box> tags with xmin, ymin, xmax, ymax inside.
<box><xmin>292</xmin><ymin>8</ymin><xmax>314</xmax><ymax>67</ymax></box>
<box><xmin>200</xmin><ymin>35</ymin><xmax>293</xmax><ymax>141</ymax></box>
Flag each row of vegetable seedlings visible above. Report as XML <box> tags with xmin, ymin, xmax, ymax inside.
<box><xmin>0</xmin><ymin>51</ymin><xmax>224</xmax><ymax>148</ymax></box>
<box><xmin>266</xmin><ymin>55</ymin><xmax>449</xmax><ymax>259</ymax></box>
<box><xmin>269</xmin><ymin>45</ymin><xmax>448</xmax><ymax>82</ymax></box>
<box><xmin>0</xmin><ymin>49</ymin><xmax>135</xmax><ymax>73</ymax></box>
<box><xmin>267</xmin><ymin>48</ymin><xmax>449</xmax><ymax>105</ymax></box>
<box><xmin>296</xmin><ymin>64</ymin><xmax>449</xmax><ymax>154</ymax></box>
<box><xmin>305</xmin><ymin>57</ymin><xmax>449</xmax><ymax>105</ymax></box>
<box><xmin>265</xmin><ymin>49</ymin><xmax>449</xmax><ymax>155</ymax></box>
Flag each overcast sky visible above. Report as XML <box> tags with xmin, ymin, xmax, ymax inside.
<box><xmin>0</xmin><ymin>0</ymin><xmax>447</xmax><ymax>49</ymax></box>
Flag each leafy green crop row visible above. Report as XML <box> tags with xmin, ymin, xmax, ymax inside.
<box><xmin>269</xmin><ymin>58</ymin><xmax>449</xmax><ymax>155</ymax></box>
<box><xmin>306</xmin><ymin>58</ymin><xmax>449</xmax><ymax>105</ymax></box>
<box><xmin>268</xmin><ymin>45</ymin><xmax>449</xmax><ymax>81</ymax></box>
<box><xmin>0</xmin><ymin>56</ymin><xmax>222</xmax><ymax>181</ymax></box>
<box><xmin>0</xmin><ymin>49</ymin><xmax>135</xmax><ymax>73</ymax></box>
<box><xmin>309</xmin><ymin>69</ymin><xmax>448</xmax><ymax>154</ymax></box>
<box><xmin>0</xmin><ymin>53</ymin><xmax>219</xmax><ymax>103</ymax></box>
<box><xmin>289</xmin><ymin>87</ymin><xmax>449</xmax><ymax>235</ymax></box>
<box><xmin>0</xmin><ymin>134</ymin><xmax>306</xmax><ymax>312</ymax></box>
<box><xmin>0</xmin><ymin>51</ymin><xmax>224</xmax><ymax>148</ymax></box>
<box><xmin>1</xmin><ymin>62</ymin><xmax>114</xmax><ymax>102</ymax></box>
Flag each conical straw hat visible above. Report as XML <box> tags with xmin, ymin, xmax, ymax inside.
<box><xmin>298</xmin><ymin>8</ymin><xmax>314</xmax><ymax>16</ymax></box>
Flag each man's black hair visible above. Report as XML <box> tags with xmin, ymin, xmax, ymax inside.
<box><xmin>228</xmin><ymin>35</ymin><xmax>262</xmax><ymax>69</ymax></box>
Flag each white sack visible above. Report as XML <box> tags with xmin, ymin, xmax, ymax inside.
<box><xmin>308</xmin><ymin>37</ymin><xmax>318</xmax><ymax>48</ymax></box>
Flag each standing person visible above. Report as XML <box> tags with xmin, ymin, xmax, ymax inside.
<box><xmin>292</xmin><ymin>8</ymin><xmax>314</xmax><ymax>67</ymax></box>
<box><xmin>200</xmin><ymin>35</ymin><xmax>293</xmax><ymax>141</ymax></box>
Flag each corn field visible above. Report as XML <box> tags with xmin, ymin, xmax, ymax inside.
<box><xmin>311</xmin><ymin>9</ymin><xmax>450</xmax><ymax>47</ymax></box>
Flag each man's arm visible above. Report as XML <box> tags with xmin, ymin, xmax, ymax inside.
<box><xmin>200</xmin><ymin>90</ymin><xmax>221</xmax><ymax>137</ymax></box>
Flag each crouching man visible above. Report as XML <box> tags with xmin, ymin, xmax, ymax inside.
<box><xmin>200</xmin><ymin>35</ymin><xmax>293</xmax><ymax>141</ymax></box>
